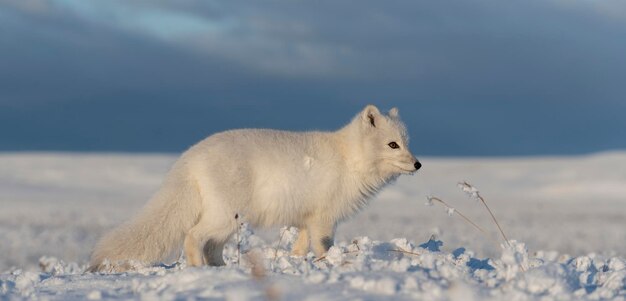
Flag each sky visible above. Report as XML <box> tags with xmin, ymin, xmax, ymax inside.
<box><xmin>1</xmin><ymin>0</ymin><xmax>625</xmax><ymax>156</ymax></box>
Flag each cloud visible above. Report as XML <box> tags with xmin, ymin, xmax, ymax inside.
<box><xmin>5</xmin><ymin>0</ymin><xmax>626</xmax><ymax>82</ymax></box>
<box><xmin>1</xmin><ymin>0</ymin><xmax>52</xmax><ymax>16</ymax></box>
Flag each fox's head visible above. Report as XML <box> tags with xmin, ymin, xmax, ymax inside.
<box><xmin>349</xmin><ymin>105</ymin><xmax>421</xmax><ymax>178</ymax></box>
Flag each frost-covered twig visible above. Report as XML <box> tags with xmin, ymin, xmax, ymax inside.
<box><xmin>458</xmin><ymin>182</ymin><xmax>511</xmax><ymax>247</ymax></box>
<box><xmin>235</xmin><ymin>213</ymin><xmax>241</xmax><ymax>266</ymax></box>
<box><xmin>388</xmin><ymin>248</ymin><xmax>421</xmax><ymax>256</ymax></box>
<box><xmin>313</xmin><ymin>240</ymin><xmax>361</xmax><ymax>263</ymax></box>
<box><xmin>313</xmin><ymin>250</ymin><xmax>360</xmax><ymax>263</ymax></box>
<box><xmin>272</xmin><ymin>227</ymin><xmax>288</xmax><ymax>265</ymax></box>
<box><xmin>458</xmin><ymin>182</ymin><xmax>524</xmax><ymax>271</ymax></box>
<box><xmin>426</xmin><ymin>196</ymin><xmax>491</xmax><ymax>239</ymax></box>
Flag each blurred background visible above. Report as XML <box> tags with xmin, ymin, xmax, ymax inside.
<box><xmin>2</xmin><ymin>0</ymin><xmax>625</xmax><ymax>156</ymax></box>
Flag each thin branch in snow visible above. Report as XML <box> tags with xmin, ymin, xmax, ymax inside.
<box><xmin>235</xmin><ymin>213</ymin><xmax>241</xmax><ymax>267</ymax></box>
<box><xmin>388</xmin><ymin>248</ymin><xmax>421</xmax><ymax>256</ymax></box>
<box><xmin>458</xmin><ymin>182</ymin><xmax>511</xmax><ymax>247</ymax></box>
<box><xmin>426</xmin><ymin>196</ymin><xmax>492</xmax><ymax>240</ymax></box>
<box><xmin>272</xmin><ymin>227</ymin><xmax>288</xmax><ymax>266</ymax></box>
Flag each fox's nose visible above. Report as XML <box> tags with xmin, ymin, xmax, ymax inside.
<box><xmin>414</xmin><ymin>161</ymin><xmax>422</xmax><ymax>171</ymax></box>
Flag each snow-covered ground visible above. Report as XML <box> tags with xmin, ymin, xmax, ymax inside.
<box><xmin>1</xmin><ymin>152</ymin><xmax>625</xmax><ymax>300</ymax></box>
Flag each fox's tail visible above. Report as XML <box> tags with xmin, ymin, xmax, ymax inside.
<box><xmin>87</xmin><ymin>171</ymin><xmax>202</xmax><ymax>273</ymax></box>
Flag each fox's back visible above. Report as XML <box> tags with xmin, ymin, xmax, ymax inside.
<box><xmin>185</xmin><ymin>129</ymin><xmax>344</xmax><ymax>225</ymax></box>
<box><xmin>198</xmin><ymin>128</ymin><xmax>336</xmax><ymax>168</ymax></box>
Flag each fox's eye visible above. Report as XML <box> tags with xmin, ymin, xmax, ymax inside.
<box><xmin>388</xmin><ymin>142</ymin><xmax>399</xmax><ymax>149</ymax></box>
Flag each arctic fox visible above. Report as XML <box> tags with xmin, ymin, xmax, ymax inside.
<box><xmin>88</xmin><ymin>105</ymin><xmax>420</xmax><ymax>272</ymax></box>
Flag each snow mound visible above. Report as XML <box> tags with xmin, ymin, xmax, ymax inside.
<box><xmin>2</xmin><ymin>227</ymin><xmax>625</xmax><ymax>300</ymax></box>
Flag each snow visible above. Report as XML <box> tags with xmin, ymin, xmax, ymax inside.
<box><xmin>1</xmin><ymin>152</ymin><xmax>625</xmax><ymax>300</ymax></box>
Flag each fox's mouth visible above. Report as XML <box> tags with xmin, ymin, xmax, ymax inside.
<box><xmin>393</xmin><ymin>164</ymin><xmax>418</xmax><ymax>174</ymax></box>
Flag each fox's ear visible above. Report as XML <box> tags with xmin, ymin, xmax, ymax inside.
<box><xmin>361</xmin><ymin>105</ymin><xmax>380</xmax><ymax>128</ymax></box>
<box><xmin>389</xmin><ymin>107</ymin><xmax>399</xmax><ymax>118</ymax></box>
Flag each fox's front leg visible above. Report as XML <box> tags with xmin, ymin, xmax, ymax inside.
<box><xmin>291</xmin><ymin>228</ymin><xmax>310</xmax><ymax>256</ymax></box>
<box><xmin>307</xmin><ymin>219</ymin><xmax>336</xmax><ymax>257</ymax></box>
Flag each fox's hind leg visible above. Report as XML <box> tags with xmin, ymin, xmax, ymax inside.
<box><xmin>184</xmin><ymin>228</ymin><xmax>204</xmax><ymax>267</ymax></box>
<box><xmin>291</xmin><ymin>227</ymin><xmax>310</xmax><ymax>256</ymax></box>
<box><xmin>203</xmin><ymin>240</ymin><xmax>226</xmax><ymax>266</ymax></box>
<box><xmin>184</xmin><ymin>175</ymin><xmax>238</xmax><ymax>267</ymax></box>
<box><xmin>184</xmin><ymin>214</ymin><xmax>235</xmax><ymax>267</ymax></box>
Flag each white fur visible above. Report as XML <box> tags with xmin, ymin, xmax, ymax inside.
<box><xmin>88</xmin><ymin>105</ymin><xmax>420</xmax><ymax>272</ymax></box>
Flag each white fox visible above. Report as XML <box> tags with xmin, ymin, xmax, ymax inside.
<box><xmin>88</xmin><ymin>105</ymin><xmax>420</xmax><ymax>272</ymax></box>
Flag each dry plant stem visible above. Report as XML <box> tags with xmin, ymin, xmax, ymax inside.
<box><xmin>429</xmin><ymin>197</ymin><xmax>488</xmax><ymax>237</ymax></box>
<box><xmin>388</xmin><ymin>248</ymin><xmax>421</xmax><ymax>256</ymax></box>
<box><xmin>235</xmin><ymin>214</ymin><xmax>241</xmax><ymax>267</ymax></box>
<box><xmin>476</xmin><ymin>193</ymin><xmax>526</xmax><ymax>272</ymax></box>
<box><xmin>460</xmin><ymin>182</ymin><xmax>523</xmax><ymax>271</ymax></box>
<box><xmin>313</xmin><ymin>250</ymin><xmax>360</xmax><ymax>263</ymax></box>
<box><xmin>474</xmin><ymin>191</ymin><xmax>511</xmax><ymax>247</ymax></box>
<box><xmin>273</xmin><ymin>228</ymin><xmax>288</xmax><ymax>264</ymax></box>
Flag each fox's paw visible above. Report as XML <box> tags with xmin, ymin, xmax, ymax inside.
<box><xmin>291</xmin><ymin>248</ymin><xmax>308</xmax><ymax>257</ymax></box>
